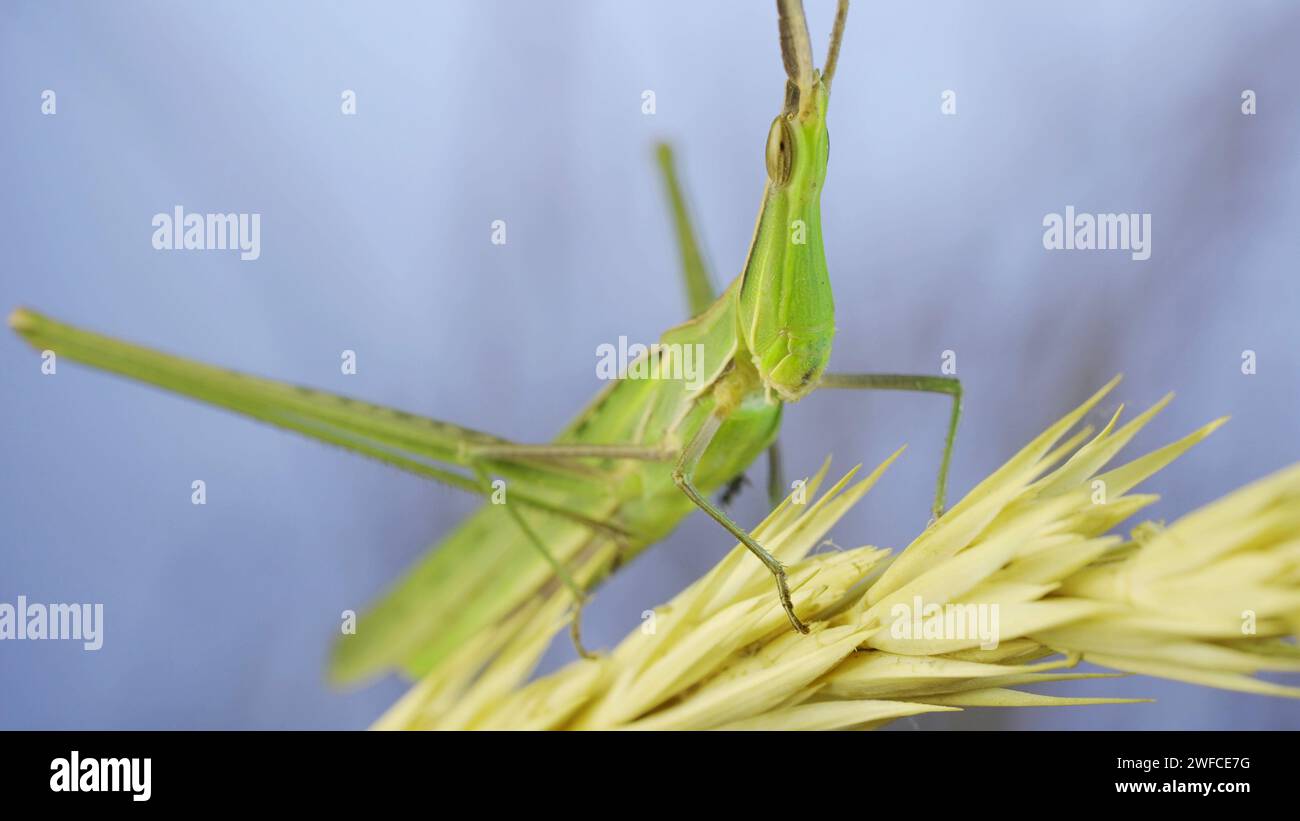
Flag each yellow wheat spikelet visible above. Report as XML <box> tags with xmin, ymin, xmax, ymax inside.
<box><xmin>375</xmin><ymin>377</ymin><xmax>1300</xmax><ymax>730</ymax></box>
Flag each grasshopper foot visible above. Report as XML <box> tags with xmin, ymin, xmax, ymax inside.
<box><xmin>569</xmin><ymin>598</ymin><xmax>598</xmax><ymax>660</ymax></box>
<box><xmin>774</xmin><ymin>565</ymin><xmax>809</xmax><ymax>634</ymax></box>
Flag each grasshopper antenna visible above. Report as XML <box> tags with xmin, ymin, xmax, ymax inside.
<box><xmin>822</xmin><ymin>0</ymin><xmax>850</xmax><ymax>94</ymax></box>
<box><xmin>776</xmin><ymin>0</ymin><xmax>816</xmax><ymax>118</ymax></box>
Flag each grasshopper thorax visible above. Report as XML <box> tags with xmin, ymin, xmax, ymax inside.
<box><xmin>736</xmin><ymin>80</ymin><xmax>834</xmax><ymax>404</ymax></box>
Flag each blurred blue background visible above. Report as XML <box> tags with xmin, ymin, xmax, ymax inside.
<box><xmin>2</xmin><ymin>0</ymin><xmax>1298</xmax><ymax>729</ymax></box>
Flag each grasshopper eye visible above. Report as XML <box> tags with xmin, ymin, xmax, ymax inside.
<box><xmin>765</xmin><ymin>117</ymin><xmax>795</xmax><ymax>187</ymax></box>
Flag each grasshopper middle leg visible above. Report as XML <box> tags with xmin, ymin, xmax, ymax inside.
<box><xmin>463</xmin><ymin>441</ymin><xmax>677</xmax><ymax>658</ymax></box>
<box><xmin>467</xmin><ymin>432</ymin><xmax>810</xmax><ymax>635</ymax></box>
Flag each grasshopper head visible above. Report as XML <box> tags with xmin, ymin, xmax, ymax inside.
<box><xmin>737</xmin><ymin>1</ymin><xmax>846</xmax><ymax>403</ymax></box>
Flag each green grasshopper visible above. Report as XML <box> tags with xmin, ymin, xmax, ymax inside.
<box><xmin>9</xmin><ymin>0</ymin><xmax>962</xmax><ymax>685</ymax></box>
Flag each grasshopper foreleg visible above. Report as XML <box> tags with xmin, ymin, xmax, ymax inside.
<box><xmin>817</xmin><ymin>372</ymin><xmax>963</xmax><ymax>520</ymax></box>
<box><xmin>672</xmin><ymin>413</ymin><xmax>809</xmax><ymax>634</ymax></box>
